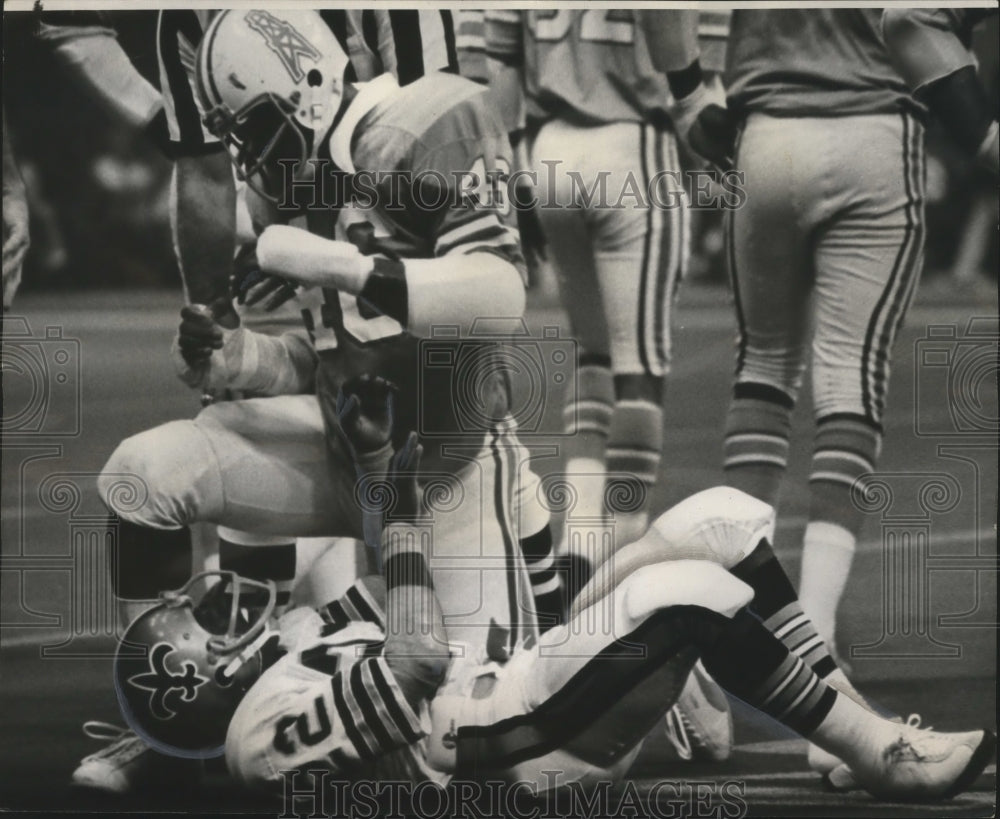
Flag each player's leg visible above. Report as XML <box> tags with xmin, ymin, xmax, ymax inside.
<box><xmin>723</xmin><ymin>113</ymin><xmax>812</xmax><ymax>506</ymax></box>
<box><xmin>98</xmin><ymin>395</ymin><xmax>363</xmax><ymax>620</ymax></box>
<box><xmin>531</xmin><ymin>119</ymin><xmax>614</xmax><ymax>569</ymax></box>
<box><xmin>591</xmin><ymin>122</ymin><xmax>689</xmax><ymax>548</ymax></box>
<box><xmin>800</xmin><ymin>112</ymin><xmax>926</xmax><ymax>651</ymax></box>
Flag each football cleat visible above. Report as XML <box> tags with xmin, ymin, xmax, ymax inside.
<box><xmin>71</xmin><ymin>721</ymin><xmax>202</xmax><ymax>795</ymax></box>
<box><xmin>848</xmin><ymin>719</ymin><xmax>996</xmax><ymax>801</ymax></box>
<box><xmin>663</xmin><ymin>661</ymin><xmax>733</xmax><ymax>762</ymax></box>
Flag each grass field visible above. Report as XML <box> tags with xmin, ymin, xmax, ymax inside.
<box><xmin>1</xmin><ymin>283</ymin><xmax>996</xmax><ymax>816</ymax></box>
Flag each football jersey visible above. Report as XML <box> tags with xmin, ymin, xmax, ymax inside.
<box><xmin>271</xmin><ymin>579</ymin><xmax>439</xmax><ymax>782</ymax></box>
<box><xmin>486</xmin><ymin>10</ymin><xmax>671</xmax><ymax>126</ymax></box>
<box><xmin>725</xmin><ymin>9</ymin><xmax>925</xmax><ymax>119</ymax></box>
<box><xmin>302</xmin><ymin>72</ymin><xmax>525</xmax><ymax>465</ymax></box>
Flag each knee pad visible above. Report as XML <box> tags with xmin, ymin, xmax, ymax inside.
<box><xmin>98</xmin><ymin>420</ymin><xmax>221</xmax><ymax>528</ymax></box>
<box><xmin>649</xmin><ymin>486</ymin><xmax>775</xmax><ymax>568</ymax></box>
<box><xmin>622</xmin><ymin>560</ymin><xmax>753</xmax><ymax>622</ymax></box>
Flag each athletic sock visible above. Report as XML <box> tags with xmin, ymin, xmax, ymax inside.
<box><xmin>731</xmin><ymin>538</ymin><xmax>836</xmax><ymax>678</ymax></box>
<box><xmin>701</xmin><ymin>608</ymin><xmax>837</xmax><ymax>737</ymax></box>
<box><xmin>218</xmin><ymin>527</ymin><xmax>296</xmax><ymax>615</ymax></box>
<box><xmin>606</xmin><ymin>395</ymin><xmax>663</xmax><ymax>548</ymax></box>
<box><xmin>801</xmin><ymin>413</ymin><xmax>881</xmax><ymax>645</ymax></box>
<box><xmin>520</xmin><ymin>525</ymin><xmax>566</xmax><ymax>633</ymax></box>
<box><xmin>563</xmin><ymin>357</ymin><xmax>614</xmax><ymax>524</ymax></box>
<box><xmin>799</xmin><ymin>521</ymin><xmax>856</xmax><ymax>648</ymax></box>
<box><xmin>724</xmin><ymin>383</ymin><xmax>794</xmax><ymax>504</ymax></box>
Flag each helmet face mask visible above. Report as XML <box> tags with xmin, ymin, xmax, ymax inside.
<box><xmin>196</xmin><ymin>10</ymin><xmax>349</xmax><ymax>203</ymax></box>
<box><xmin>114</xmin><ymin>571</ymin><xmax>277</xmax><ymax>759</ymax></box>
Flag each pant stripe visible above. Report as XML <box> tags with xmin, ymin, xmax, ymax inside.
<box><xmin>653</xmin><ymin>129</ymin><xmax>679</xmax><ymax>372</ymax></box>
<box><xmin>636</xmin><ymin>124</ymin><xmax>654</xmax><ymax>375</ymax></box>
<box><xmin>490</xmin><ymin>430</ymin><xmax>520</xmax><ymax>655</ymax></box>
<box><xmin>861</xmin><ymin>112</ymin><xmax>924</xmax><ymax>425</ymax></box>
<box><xmin>727</xmin><ymin>129</ymin><xmax>748</xmax><ymax>376</ymax></box>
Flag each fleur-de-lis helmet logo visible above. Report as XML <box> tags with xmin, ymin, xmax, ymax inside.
<box><xmin>127</xmin><ymin>643</ymin><xmax>209</xmax><ymax>720</ymax></box>
<box><xmin>244</xmin><ymin>10</ymin><xmax>321</xmax><ymax>83</ymax></box>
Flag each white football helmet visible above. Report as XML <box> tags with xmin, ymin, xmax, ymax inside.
<box><xmin>195</xmin><ymin>9</ymin><xmax>349</xmax><ymax>200</ymax></box>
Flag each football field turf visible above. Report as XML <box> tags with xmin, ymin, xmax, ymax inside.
<box><xmin>1</xmin><ymin>285</ymin><xmax>995</xmax><ymax>816</ymax></box>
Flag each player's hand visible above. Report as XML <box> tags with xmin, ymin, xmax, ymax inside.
<box><xmin>388</xmin><ymin>430</ymin><xmax>424</xmax><ymax>522</ymax></box>
<box><xmin>231</xmin><ymin>241</ymin><xmax>299</xmax><ymax>312</ymax></box>
<box><xmin>335</xmin><ymin>374</ymin><xmax>398</xmax><ymax>458</ymax></box>
<box><xmin>177</xmin><ymin>301</ymin><xmax>226</xmax><ymax>367</ymax></box>
<box><xmin>173</xmin><ymin>298</ymin><xmax>234</xmax><ymax>390</ymax></box>
<box><xmin>671</xmin><ymin>78</ymin><xmax>737</xmax><ymax>171</ymax></box>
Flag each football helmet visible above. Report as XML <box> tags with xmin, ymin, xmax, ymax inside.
<box><xmin>114</xmin><ymin>571</ymin><xmax>278</xmax><ymax>759</ymax></box>
<box><xmin>195</xmin><ymin>9</ymin><xmax>349</xmax><ymax>200</ymax></box>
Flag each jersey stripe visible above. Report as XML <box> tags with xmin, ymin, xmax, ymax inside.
<box><xmin>349</xmin><ymin>660</ymin><xmax>397</xmax><ymax>752</ymax></box>
<box><xmin>369</xmin><ymin>658</ymin><xmax>424</xmax><ymax>744</ymax></box>
<box><xmin>390</xmin><ymin>11</ymin><xmax>424</xmax><ymax>86</ymax></box>
<box><xmin>331</xmin><ymin>673</ymin><xmax>374</xmax><ymax>760</ymax></box>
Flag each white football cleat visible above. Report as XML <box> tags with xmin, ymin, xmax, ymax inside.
<box><xmin>850</xmin><ymin>720</ymin><xmax>996</xmax><ymax>801</ymax></box>
<box><xmin>663</xmin><ymin>661</ymin><xmax>733</xmax><ymax>762</ymax></box>
<box><xmin>821</xmin><ymin>714</ymin><xmax>927</xmax><ymax>792</ymax></box>
<box><xmin>71</xmin><ymin>721</ymin><xmax>202</xmax><ymax>795</ymax></box>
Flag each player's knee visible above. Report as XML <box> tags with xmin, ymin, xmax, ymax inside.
<box><xmin>99</xmin><ymin>420</ymin><xmax>218</xmax><ymax>528</ymax></box>
<box><xmin>649</xmin><ymin>486</ymin><xmax>775</xmax><ymax>568</ymax></box>
<box><xmin>738</xmin><ymin>348</ymin><xmax>806</xmax><ymax>394</ymax></box>
<box><xmin>621</xmin><ymin>560</ymin><xmax>753</xmax><ymax>622</ymax></box>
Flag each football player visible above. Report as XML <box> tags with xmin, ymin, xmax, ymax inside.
<box><xmin>485</xmin><ymin>10</ymin><xmax>737</xmax><ymax>561</ymax></box>
<box><xmin>92</xmin><ymin>7</ymin><xmax>557</xmax><ymax>738</ymax></box>
<box><xmin>711</xmin><ymin>8</ymin><xmax>937</xmax><ymax>784</ymax></box>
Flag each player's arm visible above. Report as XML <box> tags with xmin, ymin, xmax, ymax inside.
<box><xmin>35</xmin><ymin>13</ymin><xmax>165</xmax><ymax>134</ymax></box>
<box><xmin>256</xmin><ymin>149</ymin><xmax>526</xmax><ymax>338</ymax></box>
<box><xmin>640</xmin><ymin>10</ymin><xmax>738</xmax><ymax>169</ymax></box>
<box><xmin>882</xmin><ymin>9</ymin><xmax>998</xmax><ymax>171</ymax></box>
<box><xmin>335</xmin><ymin>376</ymin><xmax>451</xmax><ymax>708</ymax></box>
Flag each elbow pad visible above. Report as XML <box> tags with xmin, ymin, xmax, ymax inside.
<box><xmin>359</xmin><ymin>253</ymin><xmax>526</xmax><ymax>337</ymax></box>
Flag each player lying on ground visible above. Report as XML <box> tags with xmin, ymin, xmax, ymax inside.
<box><xmin>116</xmin><ymin>376</ymin><xmax>995</xmax><ymax>802</ymax></box>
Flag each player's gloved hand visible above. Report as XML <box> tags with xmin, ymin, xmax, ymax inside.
<box><xmin>172</xmin><ymin>297</ymin><xmax>233</xmax><ymax>390</ymax></box>
<box><xmin>335</xmin><ymin>374</ymin><xmax>399</xmax><ymax>462</ymax></box>
<box><xmin>387</xmin><ymin>430</ymin><xmax>424</xmax><ymax>523</ymax></box>
<box><xmin>671</xmin><ymin>77</ymin><xmax>738</xmax><ymax>170</ymax></box>
<box><xmin>231</xmin><ymin>240</ymin><xmax>299</xmax><ymax>312</ymax></box>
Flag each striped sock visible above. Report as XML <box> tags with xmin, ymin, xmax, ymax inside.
<box><xmin>606</xmin><ymin>397</ymin><xmax>663</xmax><ymax>516</ymax></box>
<box><xmin>563</xmin><ymin>358</ymin><xmax>614</xmax><ymax>523</ymax></box>
<box><xmin>808</xmin><ymin>413</ymin><xmax>881</xmax><ymax>532</ymax></box>
<box><xmin>731</xmin><ymin>538</ymin><xmax>836</xmax><ymax>678</ymax></box>
<box><xmin>702</xmin><ymin>608</ymin><xmax>837</xmax><ymax>737</ymax></box>
<box><xmin>799</xmin><ymin>521</ymin><xmax>856</xmax><ymax>648</ymax></box>
<box><xmin>521</xmin><ymin>525</ymin><xmax>565</xmax><ymax>633</ymax></box>
<box><xmin>724</xmin><ymin>383</ymin><xmax>794</xmax><ymax>504</ymax></box>
<box><xmin>218</xmin><ymin>527</ymin><xmax>296</xmax><ymax>615</ymax></box>
<box><xmin>801</xmin><ymin>414</ymin><xmax>881</xmax><ymax>644</ymax></box>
